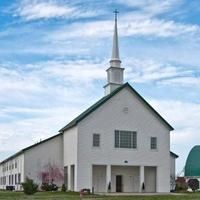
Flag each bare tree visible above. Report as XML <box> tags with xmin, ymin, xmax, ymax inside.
<box><xmin>170</xmin><ymin>175</ymin><xmax>176</xmax><ymax>191</ymax></box>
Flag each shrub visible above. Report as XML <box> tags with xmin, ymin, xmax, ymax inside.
<box><xmin>41</xmin><ymin>182</ymin><xmax>50</xmax><ymax>191</ymax></box>
<box><xmin>61</xmin><ymin>184</ymin><xmax>66</xmax><ymax>192</ymax></box>
<box><xmin>41</xmin><ymin>182</ymin><xmax>58</xmax><ymax>191</ymax></box>
<box><xmin>107</xmin><ymin>182</ymin><xmax>111</xmax><ymax>192</ymax></box>
<box><xmin>175</xmin><ymin>177</ymin><xmax>188</xmax><ymax>192</ymax></box>
<box><xmin>142</xmin><ymin>182</ymin><xmax>145</xmax><ymax>191</ymax></box>
<box><xmin>51</xmin><ymin>183</ymin><xmax>58</xmax><ymax>191</ymax></box>
<box><xmin>188</xmin><ymin>179</ymin><xmax>199</xmax><ymax>192</ymax></box>
<box><xmin>175</xmin><ymin>184</ymin><xmax>185</xmax><ymax>191</ymax></box>
<box><xmin>22</xmin><ymin>177</ymin><xmax>38</xmax><ymax>195</ymax></box>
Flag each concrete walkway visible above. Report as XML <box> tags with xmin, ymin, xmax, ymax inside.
<box><xmin>97</xmin><ymin>192</ymin><xmax>184</xmax><ymax>196</ymax></box>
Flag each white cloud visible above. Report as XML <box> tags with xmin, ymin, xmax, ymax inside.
<box><xmin>0</xmin><ymin>106</ymin><xmax>83</xmax><ymax>152</ymax></box>
<box><xmin>0</xmin><ymin>59</ymin><xmax>106</xmax><ymax>155</ymax></box>
<box><xmin>149</xmin><ymin>99</ymin><xmax>200</xmax><ymax>173</ymax></box>
<box><xmin>48</xmin><ymin>15</ymin><xmax>200</xmax><ymax>41</ymax></box>
<box><xmin>14</xmin><ymin>0</ymin><xmax>75</xmax><ymax>20</ymax></box>
<box><xmin>118</xmin><ymin>0</ymin><xmax>182</xmax><ymax>16</ymax></box>
<box><xmin>120</xmin><ymin>17</ymin><xmax>199</xmax><ymax>37</ymax></box>
<box><xmin>124</xmin><ymin>58</ymin><xmax>199</xmax><ymax>87</ymax></box>
<box><xmin>150</xmin><ymin>100</ymin><xmax>200</xmax><ymax>131</ymax></box>
<box><xmin>35</xmin><ymin>60</ymin><xmax>105</xmax><ymax>83</ymax></box>
<box><xmin>160</xmin><ymin>76</ymin><xmax>200</xmax><ymax>87</ymax></box>
<box><xmin>13</xmin><ymin>0</ymin><xmax>100</xmax><ymax>21</ymax></box>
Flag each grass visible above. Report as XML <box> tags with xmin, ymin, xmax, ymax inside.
<box><xmin>0</xmin><ymin>191</ymin><xmax>200</xmax><ymax>200</ymax></box>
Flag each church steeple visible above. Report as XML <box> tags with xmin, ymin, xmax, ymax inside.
<box><xmin>110</xmin><ymin>9</ymin><xmax>121</xmax><ymax>67</ymax></box>
<box><xmin>104</xmin><ymin>10</ymin><xmax>124</xmax><ymax>95</ymax></box>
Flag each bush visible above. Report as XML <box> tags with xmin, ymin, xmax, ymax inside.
<box><xmin>41</xmin><ymin>182</ymin><xmax>58</xmax><ymax>191</ymax></box>
<box><xmin>41</xmin><ymin>182</ymin><xmax>50</xmax><ymax>191</ymax></box>
<box><xmin>22</xmin><ymin>177</ymin><xmax>38</xmax><ymax>195</ymax></box>
<box><xmin>61</xmin><ymin>184</ymin><xmax>66</xmax><ymax>192</ymax></box>
<box><xmin>175</xmin><ymin>177</ymin><xmax>188</xmax><ymax>192</ymax></box>
<box><xmin>188</xmin><ymin>179</ymin><xmax>199</xmax><ymax>192</ymax></box>
<box><xmin>107</xmin><ymin>182</ymin><xmax>111</xmax><ymax>192</ymax></box>
<box><xmin>51</xmin><ymin>183</ymin><xmax>58</xmax><ymax>191</ymax></box>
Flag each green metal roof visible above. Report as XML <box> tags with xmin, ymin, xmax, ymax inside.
<box><xmin>59</xmin><ymin>82</ymin><xmax>174</xmax><ymax>132</ymax></box>
<box><xmin>185</xmin><ymin>145</ymin><xmax>200</xmax><ymax>177</ymax></box>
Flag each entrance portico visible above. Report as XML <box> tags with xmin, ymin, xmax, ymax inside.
<box><xmin>92</xmin><ymin>165</ymin><xmax>156</xmax><ymax>192</ymax></box>
<box><xmin>92</xmin><ymin>165</ymin><xmax>156</xmax><ymax>193</ymax></box>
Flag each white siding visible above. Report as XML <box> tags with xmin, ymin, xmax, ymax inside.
<box><xmin>63</xmin><ymin>126</ymin><xmax>78</xmax><ymax>190</ymax></box>
<box><xmin>24</xmin><ymin>135</ymin><xmax>63</xmax><ymax>187</ymax></box>
<box><xmin>92</xmin><ymin>165</ymin><xmax>106</xmax><ymax>192</ymax></box>
<box><xmin>144</xmin><ymin>166</ymin><xmax>156</xmax><ymax>192</ymax></box>
<box><xmin>170</xmin><ymin>155</ymin><xmax>176</xmax><ymax>177</ymax></box>
<box><xmin>170</xmin><ymin>154</ymin><xmax>176</xmax><ymax>191</ymax></box>
<box><xmin>77</xmin><ymin>87</ymin><xmax>171</xmax><ymax>192</ymax></box>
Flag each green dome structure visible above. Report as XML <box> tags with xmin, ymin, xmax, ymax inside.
<box><xmin>185</xmin><ymin>146</ymin><xmax>200</xmax><ymax>177</ymax></box>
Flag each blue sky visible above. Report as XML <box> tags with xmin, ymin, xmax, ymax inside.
<box><xmin>0</xmin><ymin>0</ymin><xmax>200</xmax><ymax>174</ymax></box>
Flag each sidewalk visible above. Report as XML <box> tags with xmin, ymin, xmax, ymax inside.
<box><xmin>96</xmin><ymin>192</ymin><xmax>184</xmax><ymax>196</ymax></box>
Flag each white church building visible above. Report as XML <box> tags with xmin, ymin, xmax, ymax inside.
<box><xmin>0</xmin><ymin>14</ymin><xmax>178</xmax><ymax>193</ymax></box>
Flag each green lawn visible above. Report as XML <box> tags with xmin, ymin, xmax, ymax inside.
<box><xmin>0</xmin><ymin>191</ymin><xmax>200</xmax><ymax>200</ymax></box>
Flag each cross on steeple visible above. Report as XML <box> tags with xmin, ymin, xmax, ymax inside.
<box><xmin>113</xmin><ymin>9</ymin><xmax>119</xmax><ymax>21</ymax></box>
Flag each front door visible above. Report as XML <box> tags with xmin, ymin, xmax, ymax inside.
<box><xmin>116</xmin><ymin>175</ymin><xmax>122</xmax><ymax>192</ymax></box>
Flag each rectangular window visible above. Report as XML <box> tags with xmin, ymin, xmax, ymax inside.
<box><xmin>115</xmin><ymin>130</ymin><xmax>137</xmax><ymax>149</ymax></box>
<box><xmin>93</xmin><ymin>134</ymin><xmax>100</xmax><ymax>147</ymax></box>
<box><xmin>11</xmin><ymin>175</ymin><xmax>13</xmax><ymax>185</ymax></box>
<box><xmin>15</xmin><ymin>174</ymin><xmax>17</xmax><ymax>185</ymax></box>
<box><xmin>18</xmin><ymin>173</ymin><xmax>21</xmax><ymax>184</ymax></box>
<box><xmin>151</xmin><ymin>137</ymin><xmax>157</xmax><ymax>149</ymax></box>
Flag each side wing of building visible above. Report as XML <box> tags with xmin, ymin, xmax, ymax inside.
<box><xmin>0</xmin><ymin>134</ymin><xmax>63</xmax><ymax>190</ymax></box>
<box><xmin>24</xmin><ymin>134</ymin><xmax>63</xmax><ymax>187</ymax></box>
<box><xmin>0</xmin><ymin>153</ymin><xmax>24</xmax><ymax>190</ymax></box>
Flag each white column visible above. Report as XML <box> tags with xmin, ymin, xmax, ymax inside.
<box><xmin>89</xmin><ymin>165</ymin><xmax>93</xmax><ymax>193</ymax></box>
<box><xmin>68</xmin><ymin>165</ymin><xmax>71</xmax><ymax>191</ymax></box>
<box><xmin>140</xmin><ymin>166</ymin><xmax>144</xmax><ymax>192</ymax></box>
<box><xmin>74</xmin><ymin>164</ymin><xmax>78</xmax><ymax>191</ymax></box>
<box><xmin>106</xmin><ymin>165</ymin><xmax>111</xmax><ymax>192</ymax></box>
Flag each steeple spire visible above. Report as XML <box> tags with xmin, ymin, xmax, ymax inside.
<box><xmin>104</xmin><ymin>10</ymin><xmax>124</xmax><ymax>95</ymax></box>
<box><xmin>110</xmin><ymin>9</ymin><xmax>121</xmax><ymax>68</ymax></box>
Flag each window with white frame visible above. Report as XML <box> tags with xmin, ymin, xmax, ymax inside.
<box><xmin>115</xmin><ymin>130</ymin><xmax>137</xmax><ymax>149</ymax></box>
<box><xmin>151</xmin><ymin>137</ymin><xmax>157</xmax><ymax>149</ymax></box>
<box><xmin>93</xmin><ymin>133</ymin><xmax>100</xmax><ymax>147</ymax></box>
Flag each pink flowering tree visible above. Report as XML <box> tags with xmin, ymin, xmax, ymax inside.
<box><xmin>38</xmin><ymin>163</ymin><xmax>64</xmax><ymax>184</ymax></box>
